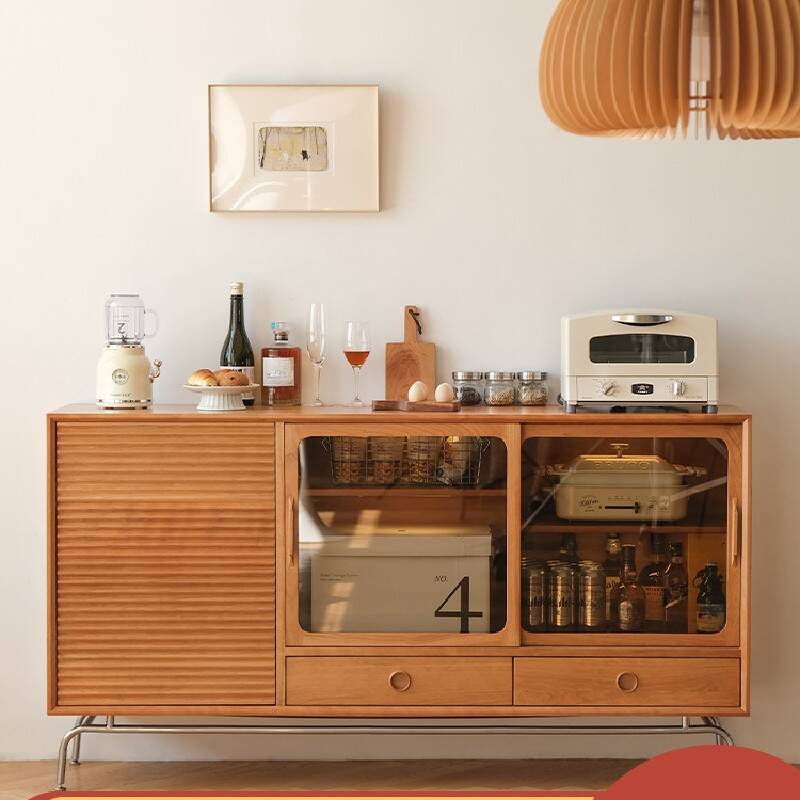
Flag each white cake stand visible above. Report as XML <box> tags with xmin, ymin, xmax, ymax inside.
<box><xmin>182</xmin><ymin>384</ymin><xmax>256</xmax><ymax>412</ymax></box>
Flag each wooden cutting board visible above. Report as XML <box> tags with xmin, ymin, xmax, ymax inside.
<box><xmin>385</xmin><ymin>305</ymin><xmax>436</xmax><ymax>401</ymax></box>
<box><xmin>372</xmin><ymin>399</ymin><xmax>460</xmax><ymax>413</ymax></box>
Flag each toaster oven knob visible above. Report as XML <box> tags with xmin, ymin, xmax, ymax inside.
<box><xmin>671</xmin><ymin>379</ymin><xmax>687</xmax><ymax>398</ymax></box>
<box><xmin>601</xmin><ymin>380</ymin><xmax>618</xmax><ymax>397</ymax></box>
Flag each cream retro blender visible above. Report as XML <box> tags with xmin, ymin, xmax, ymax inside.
<box><xmin>96</xmin><ymin>294</ymin><xmax>162</xmax><ymax>409</ymax></box>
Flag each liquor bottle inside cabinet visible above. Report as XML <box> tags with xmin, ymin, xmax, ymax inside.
<box><xmin>638</xmin><ymin>533</ymin><xmax>669</xmax><ymax>631</ymax></box>
<box><xmin>696</xmin><ymin>562</ymin><xmax>726</xmax><ymax>634</ymax></box>
<box><xmin>559</xmin><ymin>532</ymin><xmax>579</xmax><ymax>564</ymax></box>
<box><xmin>261</xmin><ymin>322</ymin><xmax>302</xmax><ymax>406</ymax></box>
<box><xmin>603</xmin><ymin>532</ymin><xmax>622</xmax><ymax>620</ymax></box>
<box><xmin>609</xmin><ymin>544</ymin><xmax>645</xmax><ymax>632</ymax></box>
<box><xmin>220</xmin><ymin>282</ymin><xmax>255</xmax><ymax>405</ymax></box>
<box><xmin>664</xmin><ymin>541</ymin><xmax>689</xmax><ymax>633</ymax></box>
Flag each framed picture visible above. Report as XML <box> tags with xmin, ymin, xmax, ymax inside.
<box><xmin>208</xmin><ymin>84</ymin><xmax>379</xmax><ymax>212</ymax></box>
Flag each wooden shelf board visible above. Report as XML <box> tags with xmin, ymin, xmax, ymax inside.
<box><xmin>306</xmin><ymin>486</ymin><xmax>507</xmax><ymax>498</ymax></box>
<box><xmin>523</xmin><ymin>522</ymin><xmax>726</xmax><ymax>535</ymax></box>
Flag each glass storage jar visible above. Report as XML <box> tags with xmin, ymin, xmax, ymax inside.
<box><xmin>516</xmin><ymin>371</ymin><xmax>549</xmax><ymax>405</ymax></box>
<box><xmin>484</xmin><ymin>372</ymin><xmax>516</xmax><ymax>406</ymax></box>
<box><xmin>452</xmin><ymin>371</ymin><xmax>483</xmax><ymax>405</ymax></box>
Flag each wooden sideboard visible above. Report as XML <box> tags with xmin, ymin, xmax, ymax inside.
<box><xmin>48</xmin><ymin>405</ymin><xmax>751</xmax><ymax>718</ymax></box>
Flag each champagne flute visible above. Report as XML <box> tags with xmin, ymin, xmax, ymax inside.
<box><xmin>307</xmin><ymin>303</ymin><xmax>326</xmax><ymax>406</ymax></box>
<box><xmin>343</xmin><ymin>321</ymin><xmax>370</xmax><ymax>407</ymax></box>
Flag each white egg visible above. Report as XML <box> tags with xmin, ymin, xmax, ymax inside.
<box><xmin>434</xmin><ymin>382</ymin><xmax>455</xmax><ymax>402</ymax></box>
<box><xmin>408</xmin><ymin>381</ymin><xmax>429</xmax><ymax>402</ymax></box>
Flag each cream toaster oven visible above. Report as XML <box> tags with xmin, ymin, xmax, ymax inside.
<box><xmin>560</xmin><ymin>310</ymin><xmax>718</xmax><ymax>412</ymax></box>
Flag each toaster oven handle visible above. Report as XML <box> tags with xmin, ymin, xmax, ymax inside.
<box><xmin>611</xmin><ymin>313</ymin><xmax>674</xmax><ymax>326</ymax></box>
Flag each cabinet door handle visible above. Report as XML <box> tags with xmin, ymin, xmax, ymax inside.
<box><xmin>616</xmin><ymin>672</ymin><xmax>639</xmax><ymax>693</ymax></box>
<box><xmin>287</xmin><ymin>496</ymin><xmax>295</xmax><ymax>565</ymax></box>
<box><xmin>730</xmin><ymin>497</ymin><xmax>740</xmax><ymax>567</ymax></box>
<box><xmin>388</xmin><ymin>671</ymin><xmax>413</xmax><ymax>692</ymax></box>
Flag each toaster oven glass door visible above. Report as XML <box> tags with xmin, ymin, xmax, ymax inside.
<box><xmin>590</xmin><ymin>334</ymin><xmax>695</xmax><ymax>364</ymax></box>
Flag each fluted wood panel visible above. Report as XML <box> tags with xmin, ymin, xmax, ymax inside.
<box><xmin>53</xmin><ymin>422</ymin><xmax>276</xmax><ymax>707</ymax></box>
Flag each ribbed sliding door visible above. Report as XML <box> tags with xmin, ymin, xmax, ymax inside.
<box><xmin>52</xmin><ymin>421</ymin><xmax>276</xmax><ymax>709</ymax></box>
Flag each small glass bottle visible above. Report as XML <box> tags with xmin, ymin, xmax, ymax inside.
<box><xmin>452</xmin><ymin>371</ymin><xmax>484</xmax><ymax>405</ymax></box>
<box><xmin>261</xmin><ymin>322</ymin><xmax>302</xmax><ymax>406</ymax></box>
<box><xmin>696</xmin><ymin>562</ymin><xmax>726</xmax><ymax>634</ymax></box>
<box><xmin>638</xmin><ymin>533</ymin><xmax>669</xmax><ymax>632</ymax></box>
<box><xmin>516</xmin><ymin>371</ymin><xmax>549</xmax><ymax>405</ymax></box>
<box><xmin>484</xmin><ymin>372</ymin><xmax>516</xmax><ymax>405</ymax></box>
<box><xmin>603</xmin><ymin>532</ymin><xmax>622</xmax><ymax>621</ymax></box>
<box><xmin>609</xmin><ymin>544</ymin><xmax>645</xmax><ymax>632</ymax></box>
<box><xmin>664</xmin><ymin>542</ymin><xmax>689</xmax><ymax>633</ymax></box>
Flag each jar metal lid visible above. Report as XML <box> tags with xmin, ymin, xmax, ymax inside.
<box><xmin>517</xmin><ymin>371</ymin><xmax>548</xmax><ymax>381</ymax></box>
<box><xmin>485</xmin><ymin>371</ymin><xmax>516</xmax><ymax>381</ymax></box>
<box><xmin>452</xmin><ymin>371</ymin><xmax>484</xmax><ymax>381</ymax></box>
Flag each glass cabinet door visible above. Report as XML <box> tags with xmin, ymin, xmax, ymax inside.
<box><xmin>520</xmin><ymin>428</ymin><xmax>742</xmax><ymax>645</ymax></box>
<box><xmin>286</xmin><ymin>425</ymin><xmax>511</xmax><ymax>643</ymax></box>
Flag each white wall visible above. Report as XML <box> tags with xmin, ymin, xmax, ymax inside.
<box><xmin>1</xmin><ymin>0</ymin><xmax>798</xmax><ymax>764</ymax></box>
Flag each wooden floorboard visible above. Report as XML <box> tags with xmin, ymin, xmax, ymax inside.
<box><xmin>0</xmin><ymin>759</ymin><xmax>643</xmax><ymax>798</ymax></box>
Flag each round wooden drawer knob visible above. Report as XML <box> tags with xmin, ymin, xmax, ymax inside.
<box><xmin>388</xmin><ymin>670</ymin><xmax>413</xmax><ymax>692</ymax></box>
<box><xmin>616</xmin><ymin>671</ymin><xmax>639</xmax><ymax>693</ymax></box>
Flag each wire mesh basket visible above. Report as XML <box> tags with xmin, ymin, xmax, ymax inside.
<box><xmin>330</xmin><ymin>436</ymin><xmax>368</xmax><ymax>484</ymax></box>
<box><xmin>328</xmin><ymin>435</ymin><xmax>487</xmax><ymax>486</ymax></box>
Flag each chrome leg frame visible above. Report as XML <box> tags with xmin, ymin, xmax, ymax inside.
<box><xmin>68</xmin><ymin>716</ymin><xmax>95</xmax><ymax>765</ymax></box>
<box><xmin>54</xmin><ymin>714</ymin><xmax>735</xmax><ymax>790</ymax></box>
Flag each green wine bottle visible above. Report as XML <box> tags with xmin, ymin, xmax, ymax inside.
<box><xmin>220</xmin><ymin>281</ymin><xmax>255</xmax><ymax>406</ymax></box>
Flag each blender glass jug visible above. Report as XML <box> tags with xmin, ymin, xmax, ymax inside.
<box><xmin>105</xmin><ymin>294</ymin><xmax>158</xmax><ymax>344</ymax></box>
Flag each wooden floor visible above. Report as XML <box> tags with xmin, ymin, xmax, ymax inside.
<box><xmin>0</xmin><ymin>760</ymin><xmax>642</xmax><ymax>799</ymax></box>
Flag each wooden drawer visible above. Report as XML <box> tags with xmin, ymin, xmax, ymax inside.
<box><xmin>287</xmin><ymin>657</ymin><xmax>512</xmax><ymax>706</ymax></box>
<box><xmin>514</xmin><ymin>658</ymin><xmax>740</xmax><ymax>707</ymax></box>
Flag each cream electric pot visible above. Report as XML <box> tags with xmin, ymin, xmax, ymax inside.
<box><xmin>96</xmin><ymin>294</ymin><xmax>161</xmax><ymax>409</ymax></box>
<box><xmin>545</xmin><ymin>443</ymin><xmax>707</xmax><ymax>521</ymax></box>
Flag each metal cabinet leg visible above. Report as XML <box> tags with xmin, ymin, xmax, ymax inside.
<box><xmin>55</xmin><ymin>725</ymin><xmax>82</xmax><ymax>790</ymax></box>
<box><xmin>69</xmin><ymin>716</ymin><xmax>93</xmax><ymax>764</ymax></box>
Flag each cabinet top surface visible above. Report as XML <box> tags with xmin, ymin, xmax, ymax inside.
<box><xmin>49</xmin><ymin>404</ymin><xmax>751</xmax><ymax>424</ymax></box>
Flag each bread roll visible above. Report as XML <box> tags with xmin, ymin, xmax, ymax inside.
<box><xmin>215</xmin><ymin>369</ymin><xmax>250</xmax><ymax>386</ymax></box>
<box><xmin>188</xmin><ymin>369</ymin><xmax>218</xmax><ymax>387</ymax></box>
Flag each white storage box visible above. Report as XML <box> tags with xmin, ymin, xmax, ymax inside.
<box><xmin>300</xmin><ymin>526</ymin><xmax>493</xmax><ymax>634</ymax></box>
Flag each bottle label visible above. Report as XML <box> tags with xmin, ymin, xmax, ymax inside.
<box><xmin>619</xmin><ymin>599</ymin><xmax>643</xmax><ymax>631</ymax></box>
<box><xmin>219</xmin><ymin>365</ymin><xmax>255</xmax><ymax>401</ymax></box>
<box><xmin>605</xmin><ymin>575</ymin><xmax>621</xmax><ymax>618</ymax></box>
<box><xmin>697</xmin><ymin>603</ymin><xmax>726</xmax><ymax>633</ymax></box>
<box><xmin>262</xmin><ymin>356</ymin><xmax>294</xmax><ymax>387</ymax></box>
<box><xmin>643</xmin><ymin>586</ymin><xmax>666</xmax><ymax>622</ymax></box>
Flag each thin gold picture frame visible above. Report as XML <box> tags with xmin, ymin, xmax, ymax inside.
<box><xmin>208</xmin><ymin>83</ymin><xmax>380</xmax><ymax>213</ymax></box>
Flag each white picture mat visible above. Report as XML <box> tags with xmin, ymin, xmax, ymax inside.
<box><xmin>209</xmin><ymin>84</ymin><xmax>379</xmax><ymax>211</ymax></box>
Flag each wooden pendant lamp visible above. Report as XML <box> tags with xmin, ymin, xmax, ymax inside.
<box><xmin>539</xmin><ymin>0</ymin><xmax>800</xmax><ymax>139</ymax></box>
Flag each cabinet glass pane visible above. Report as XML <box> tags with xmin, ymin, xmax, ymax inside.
<box><xmin>521</xmin><ymin>436</ymin><xmax>729</xmax><ymax>636</ymax></box>
<box><xmin>298</xmin><ymin>435</ymin><xmax>507</xmax><ymax>634</ymax></box>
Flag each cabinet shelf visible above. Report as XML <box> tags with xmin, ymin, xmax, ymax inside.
<box><xmin>305</xmin><ymin>486</ymin><xmax>507</xmax><ymax>498</ymax></box>
<box><xmin>523</xmin><ymin>521</ymin><xmax>726</xmax><ymax>535</ymax></box>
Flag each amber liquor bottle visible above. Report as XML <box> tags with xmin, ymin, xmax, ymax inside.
<box><xmin>603</xmin><ymin>532</ymin><xmax>622</xmax><ymax>621</ymax></box>
<box><xmin>638</xmin><ymin>533</ymin><xmax>669</xmax><ymax>632</ymax></box>
<box><xmin>261</xmin><ymin>322</ymin><xmax>302</xmax><ymax>406</ymax></box>
<box><xmin>609</xmin><ymin>545</ymin><xmax>645</xmax><ymax>632</ymax></box>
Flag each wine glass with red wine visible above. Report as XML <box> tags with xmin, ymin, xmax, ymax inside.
<box><xmin>343</xmin><ymin>321</ymin><xmax>370</xmax><ymax>407</ymax></box>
